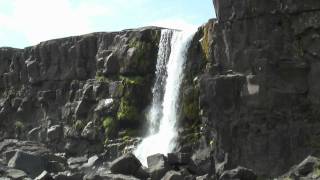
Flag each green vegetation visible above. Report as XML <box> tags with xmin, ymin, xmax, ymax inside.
<box><xmin>182</xmin><ymin>87</ymin><xmax>200</xmax><ymax>120</ymax></box>
<box><xmin>74</xmin><ymin>120</ymin><xmax>85</xmax><ymax>131</ymax></box>
<box><xmin>14</xmin><ymin>121</ymin><xmax>24</xmax><ymax>130</ymax></box>
<box><xmin>102</xmin><ymin>117</ymin><xmax>113</xmax><ymax>129</ymax></box>
<box><xmin>117</xmin><ymin>98</ymin><xmax>139</xmax><ymax>122</ymax></box>
<box><xmin>95</xmin><ymin>73</ymin><xmax>109</xmax><ymax>82</ymax></box>
<box><xmin>200</xmin><ymin>26</ymin><xmax>210</xmax><ymax>60</ymax></box>
<box><xmin>120</xmin><ymin>76</ymin><xmax>144</xmax><ymax>86</ymax></box>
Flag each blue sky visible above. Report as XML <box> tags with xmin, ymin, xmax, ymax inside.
<box><xmin>0</xmin><ymin>0</ymin><xmax>215</xmax><ymax>48</ymax></box>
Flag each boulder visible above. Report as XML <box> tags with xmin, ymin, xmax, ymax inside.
<box><xmin>64</xmin><ymin>139</ymin><xmax>90</xmax><ymax>156</ymax></box>
<box><xmin>161</xmin><ymin>171</ymin><xmax>184</xmax><ymax>180</ymax></box>
<box><xmin>295</xmin><ymin>156</ymin><xmax>319</xmax><ymax>176</ymax></box>
<box><xmin>81</xmin><ymin>155</ymin><xmax>101</xmax><ymax>169</ymax></box>
<box><xmin>27</xmin><ymin>127</ymin><xmax>42</xmax><ymax>141</ymax></box>
<box><xmin>8</xmin><ymin>151</ymin><xmax>47</xmax><ymax>178</ymax></box>
<box><xmin>94</xmin><ymin>98</ymin><xmax>118</xmax><ymax>115</ymax></box>
<box><xmin>281</xmin><ymin>156</ymin><xmax>320</xmax><ymax>179</ymax></box>
<box><xmin>110</xmin><ymin>153</ymin><xmax>142</xmax><ymax>176</ymax></box>
<box><xmin>5</xmin><ymin>168</ymin><xmax>28</xmax><ymax>179</ymax></box>
<box><xmin>109</xmin><ymin>81</ymin><xmax>124</xmax><ymax>98</ymax></box>
<box><xmin>134</xmin><ymin>166</ymin><xmax>150</xmax><ymax>179</ymax></box>
<box><xmin>103</xmin><ymin>52</ymin><xmax>120</xmax><ymax>75</ymax></box>
<box><xmin>52</xmin><ymin>171</ymin><xmax>84</xmax><ymax>180</ymax></box>
<box><xmin>99</xmin><ymin>174</ymin><xmax>140</xmax><ymax>180</ymax></box>
<box><xmin>168</xmin><ymin>153</ymin><xmax>191</xmax><ymax>165</ymax></box>
<box><xmin>81</xmin><ymin>121</ymin><xmax>97</xmax><ymax>140</ymax></box>
<box><xmin>219</xmin><ymin>167</ymin><xmax>257</xmax><ymax>180</ymax></box>
<box><xmin>67</xmin><ymin>155</ymin><xmax>88</xmax><ymax>169</ymax></box>
<box><xmin>75</xmin><ymin>99</ymin><xmax>92</xmax><ymax>118</ymax></box>
<box><xmin>47</xmin><ymin>125</ymin><xmax>63</xmax><ymax>142</ymax></box>
<box><xmin>147</xmin><ymin>154</ymin><xmax>170</xmax><ymax>180</ymax></box>
<box><xmin>35</xmin><ymin>170</ymin><xmax>54</xmax><ymax>180</ymax></box>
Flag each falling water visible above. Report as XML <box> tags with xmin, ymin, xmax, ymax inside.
<box><xmin>147</xmin><ymin>29</ymin><xmax>173</xmax><ymax>135</ymax></box>
<box><xmin>134</xmin><ymin>28</ymin><xmax>196</xmax><ymax>166</ymax></box>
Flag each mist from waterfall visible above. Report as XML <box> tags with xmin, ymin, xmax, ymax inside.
<box><xmin>134</xmin><ymin>28</ymin><xmax>196</xmax><ymax>166</ymax></box>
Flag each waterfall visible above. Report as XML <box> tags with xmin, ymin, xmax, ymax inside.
<box><xmin>134</xmin><ymin>28</ymin><xmax>196</xmax><ymax>166</ymax></box>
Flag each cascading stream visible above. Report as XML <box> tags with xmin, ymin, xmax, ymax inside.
<box><xmin>134</xmin><ymin>28</ymin><xmax>196</xmax><ymax>166</ymax></box>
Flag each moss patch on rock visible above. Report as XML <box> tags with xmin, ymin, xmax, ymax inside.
<box><xmin>182</xmin><ymin>86</ymin><xmax>200</xmax><ymax>121</ymax></box>
<box><xmin>117</xmin><ymin>98</ymin><xmax>139</xmax><ymax>123</ymax></box>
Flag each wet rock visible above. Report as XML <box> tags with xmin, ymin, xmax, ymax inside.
<box><xmin>8</xmin><ymin>151</ymin><xmax>47</xmax><ymax>178</ymax></box>
<box><xmin>168</xmin><ymin>153</ymin><xmax>191</xmax><ymax>166</ymax></box>
<box><xmin>47</xmin><ymin>125</ymin><xmax>63</xmax><ymax>142</ymax></box>
<box><xmin>100</xmin><ymin>174</ymin><xmax>140</xmax><ymax>180</ymax></box>
<box><xmin>35</xmin><ymin>171</ymin><xmax>54</xmax><ymax>180</ymax></box>
<box><xmin>147</xmin><ymin>154</ymin><xmax>170</xmax><ymax>180</ymax></box>
<box><xmin>110</xmin><ymin>153</ymin><xmax>142</xmax><ymax>176</ymax></box>
<box><xmin>195</xmin><ymin>174</ymin><xmax>209</xmax><ymax>180</ymax></box>
<box><xmin>81</xmin><ymin>121</ymin><xmax>97</xmax><ymax>141</ymax></box>
<box><xmin>94</xmin><ymin>98</ymin><xmax>118</xmax><ymax>115</ymax></box>
<box><xmin>134</xmin><ymin>166</ymin><xmax>150</xmax><ymax>179</ymax></box>
<box><xmin>67</xmin><ymin>155</ymin><xmax>88</xmax><ymax>169</ymax></box>
<box><xmin>75</xmin><ymin>99</ymin><xmax>93</xmax><ymax>118</ymax></box>
<box><xmin>280</xmin><ymin>156</ymin><xmax>320</xmax><ymax>179</ymax></box>
<box><xmin>5</xmin><ymin>168</ymin><xmax>28</xmax><ymax>179</ymax></box>
<box><xmin>103</xmin><ymin>52</ymin><xmax>120</xmax><ymax>75</ymax></box>
<box><xmin>294</xmin><ymin>156</ymin><xmax>320</xmax><ymax>176</ymax></box>
<box><xmin>161</xmin><ymin>171</ymin><xmax>184</xmax><ymax>180</ymax></box>
<box><xmin>109</xmin><ymin>81</ymin><xmax>124</xmax><ymax>98</ymax></box>
<box><xmin>219</xmin><ymin>167</ymin><xmax>257</xmax><ymax>180</ymax></box>
<box><xmin>81</xmin><ymin>155</ymin><xmax>101</xmax><ymax>169</ymax></box>
<box><xmin>52</xmin><ymin>171</ymin><xmax>84</xmax><ymax>180</ymax></box>
<box><xmin>64</xmin><ymin>139</ymin><xmax>89</xmax><ymax>156</ymax></box>
<box><xmin>27</xmin><ymin>127</ymin><xmax>42</xmax><ymax>141</ymax></box>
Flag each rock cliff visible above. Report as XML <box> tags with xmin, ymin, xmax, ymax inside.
<box><xmin>0</xmin><ymin>27</ymin><xmax>162</xmax><ymax>156</ymax></box>
<box><xmin>185</xmin><ymin>0</ymin><xmax>320</xmax><ymax>177</ymax></box>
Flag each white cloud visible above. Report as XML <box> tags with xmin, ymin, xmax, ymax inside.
<box><xmin>149</xmin><ymin>18</ymin><xmax>198</xmax><ymax>31</ymax></box>
<box><xmin>0</xmin><ymin>0</ymin><xmax>112</xmax><ymax>47</ymax></box>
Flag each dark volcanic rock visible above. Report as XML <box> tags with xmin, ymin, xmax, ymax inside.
<box><xmin>147</xmin><ymin>154</ymin><xmax>170</xmax><ymax>180</ymax></box>
<box><xmin>8</xmin><ymin>151</ymin><xmax>47</xmax><ymax>178</ymax></box>
<box><xmin>219</xmin><ymin>166</ymin><xmax>257</xmax><ymax>180</ymax></box>
<box><xmin>161</xmin><ymin>171</ymin><xmax>184</xmax><ymax>180</ymax></box>
<box><xmin>280</xmin><ymin>156</ymin><xmax>320</xmax><ymax>179</ymax></box>
<box><xmin>0</xmin><ymin>27</ymin><xmax>161</xmax><ymax>151</ymax></box>
<box><xmin>35</xmin><ymin>170</ymin><xmax>54</xmax><ymax>180</ymax></box>
<box><xmin>167</xmin><ymin>153</ymin><xmax>191</xmax><ymax>166</ymax></box>
<box><xmin>180</xmin><ymin>0</ymin><xmax>320</xmax><ymax>177</ymax></box>
<box><xmin>110</xmin><ymin>153</ymin><xmax>142</xmax><ymax>176</ymax></box>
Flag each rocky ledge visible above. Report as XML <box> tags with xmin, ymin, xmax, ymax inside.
<box><xmin>0</xmin><ymin>26</ymin><xmax>164</xmax><ymax>157</ymax></box>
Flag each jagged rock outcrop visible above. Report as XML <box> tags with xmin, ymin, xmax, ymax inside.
<box><xmin>0</xmin><ymin>27</ymin><xmax>162</xmax><ymax>158</ymax></box>
<box><xmin>180</xmin><ymin>0</ymin><xmax>320</xmax><ymax>178</ymax></box>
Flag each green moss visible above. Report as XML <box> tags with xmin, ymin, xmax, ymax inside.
<box><xmin>101</xmin><ymin>116</ymin><xmax>118</xmax><ymax>138</ymax></box>
<box><xmin>117</xmin><ymin>98</ymin><xmax>139</xmax><ymax>122</ymax></box>
<box><xmin>127</xmin><ymin>38</ymin><xmax>154</xmax><ymax>72</ymax></box>
<box><xmin>14</xmin><ymin>121</ymin><xmax>24</xmax><ymax>130</ymax></box>
<box><xmin>294</xmin><ymin>39</ymin><xmax>304</xmax><ymax>58</ymax></box>
<box><xmin>200</xmin><ymin>26</ymin><xmax>210</xmax><ymax>60</ymax></box>
<box><xmin>120</xmin><ymin>76</ymin><xmax>144</xmax><ymax>86</ymax></box>
<box><xmin>95</xmin><ymin>73</ymin><xmax>109</xmax><ymax>82</ymax></box>
<box><xmin>183</xmin><ymin>102</ymin><xmax>199</xmax><ymax>120</ymax></box>
<box><xmin>74</xmin><ymin>120</ymin><xmax>85</xmax><ymax>131</ymax></box>
<box><xmin>182</xmin><ymin>87</ymin><xmax>200</xmax><ymax>121</ymax></box>
<box><xmin>103</xmin><ymin>117</ymin><xmax>113</xmax><ymax>129</ymax></box>
<box><xmin>312</xmin><ymin>165</ymin><xmax>320</xmax><ymax>178</ymax></box>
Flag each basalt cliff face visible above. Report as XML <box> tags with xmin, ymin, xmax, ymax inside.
<box><xmin>189</xmin><ymin>0</ymin><xmax>320</xmax><ymax>178</ymax></box>
<box><xmin>0</xmin><ymin>27</ymin><xmax>162</xmax><ymax>156</ymax></box>
<box><xmin>1</xmin><ymin>0</ymin><xmax>320</xmax><ymax>179</ymax></box>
